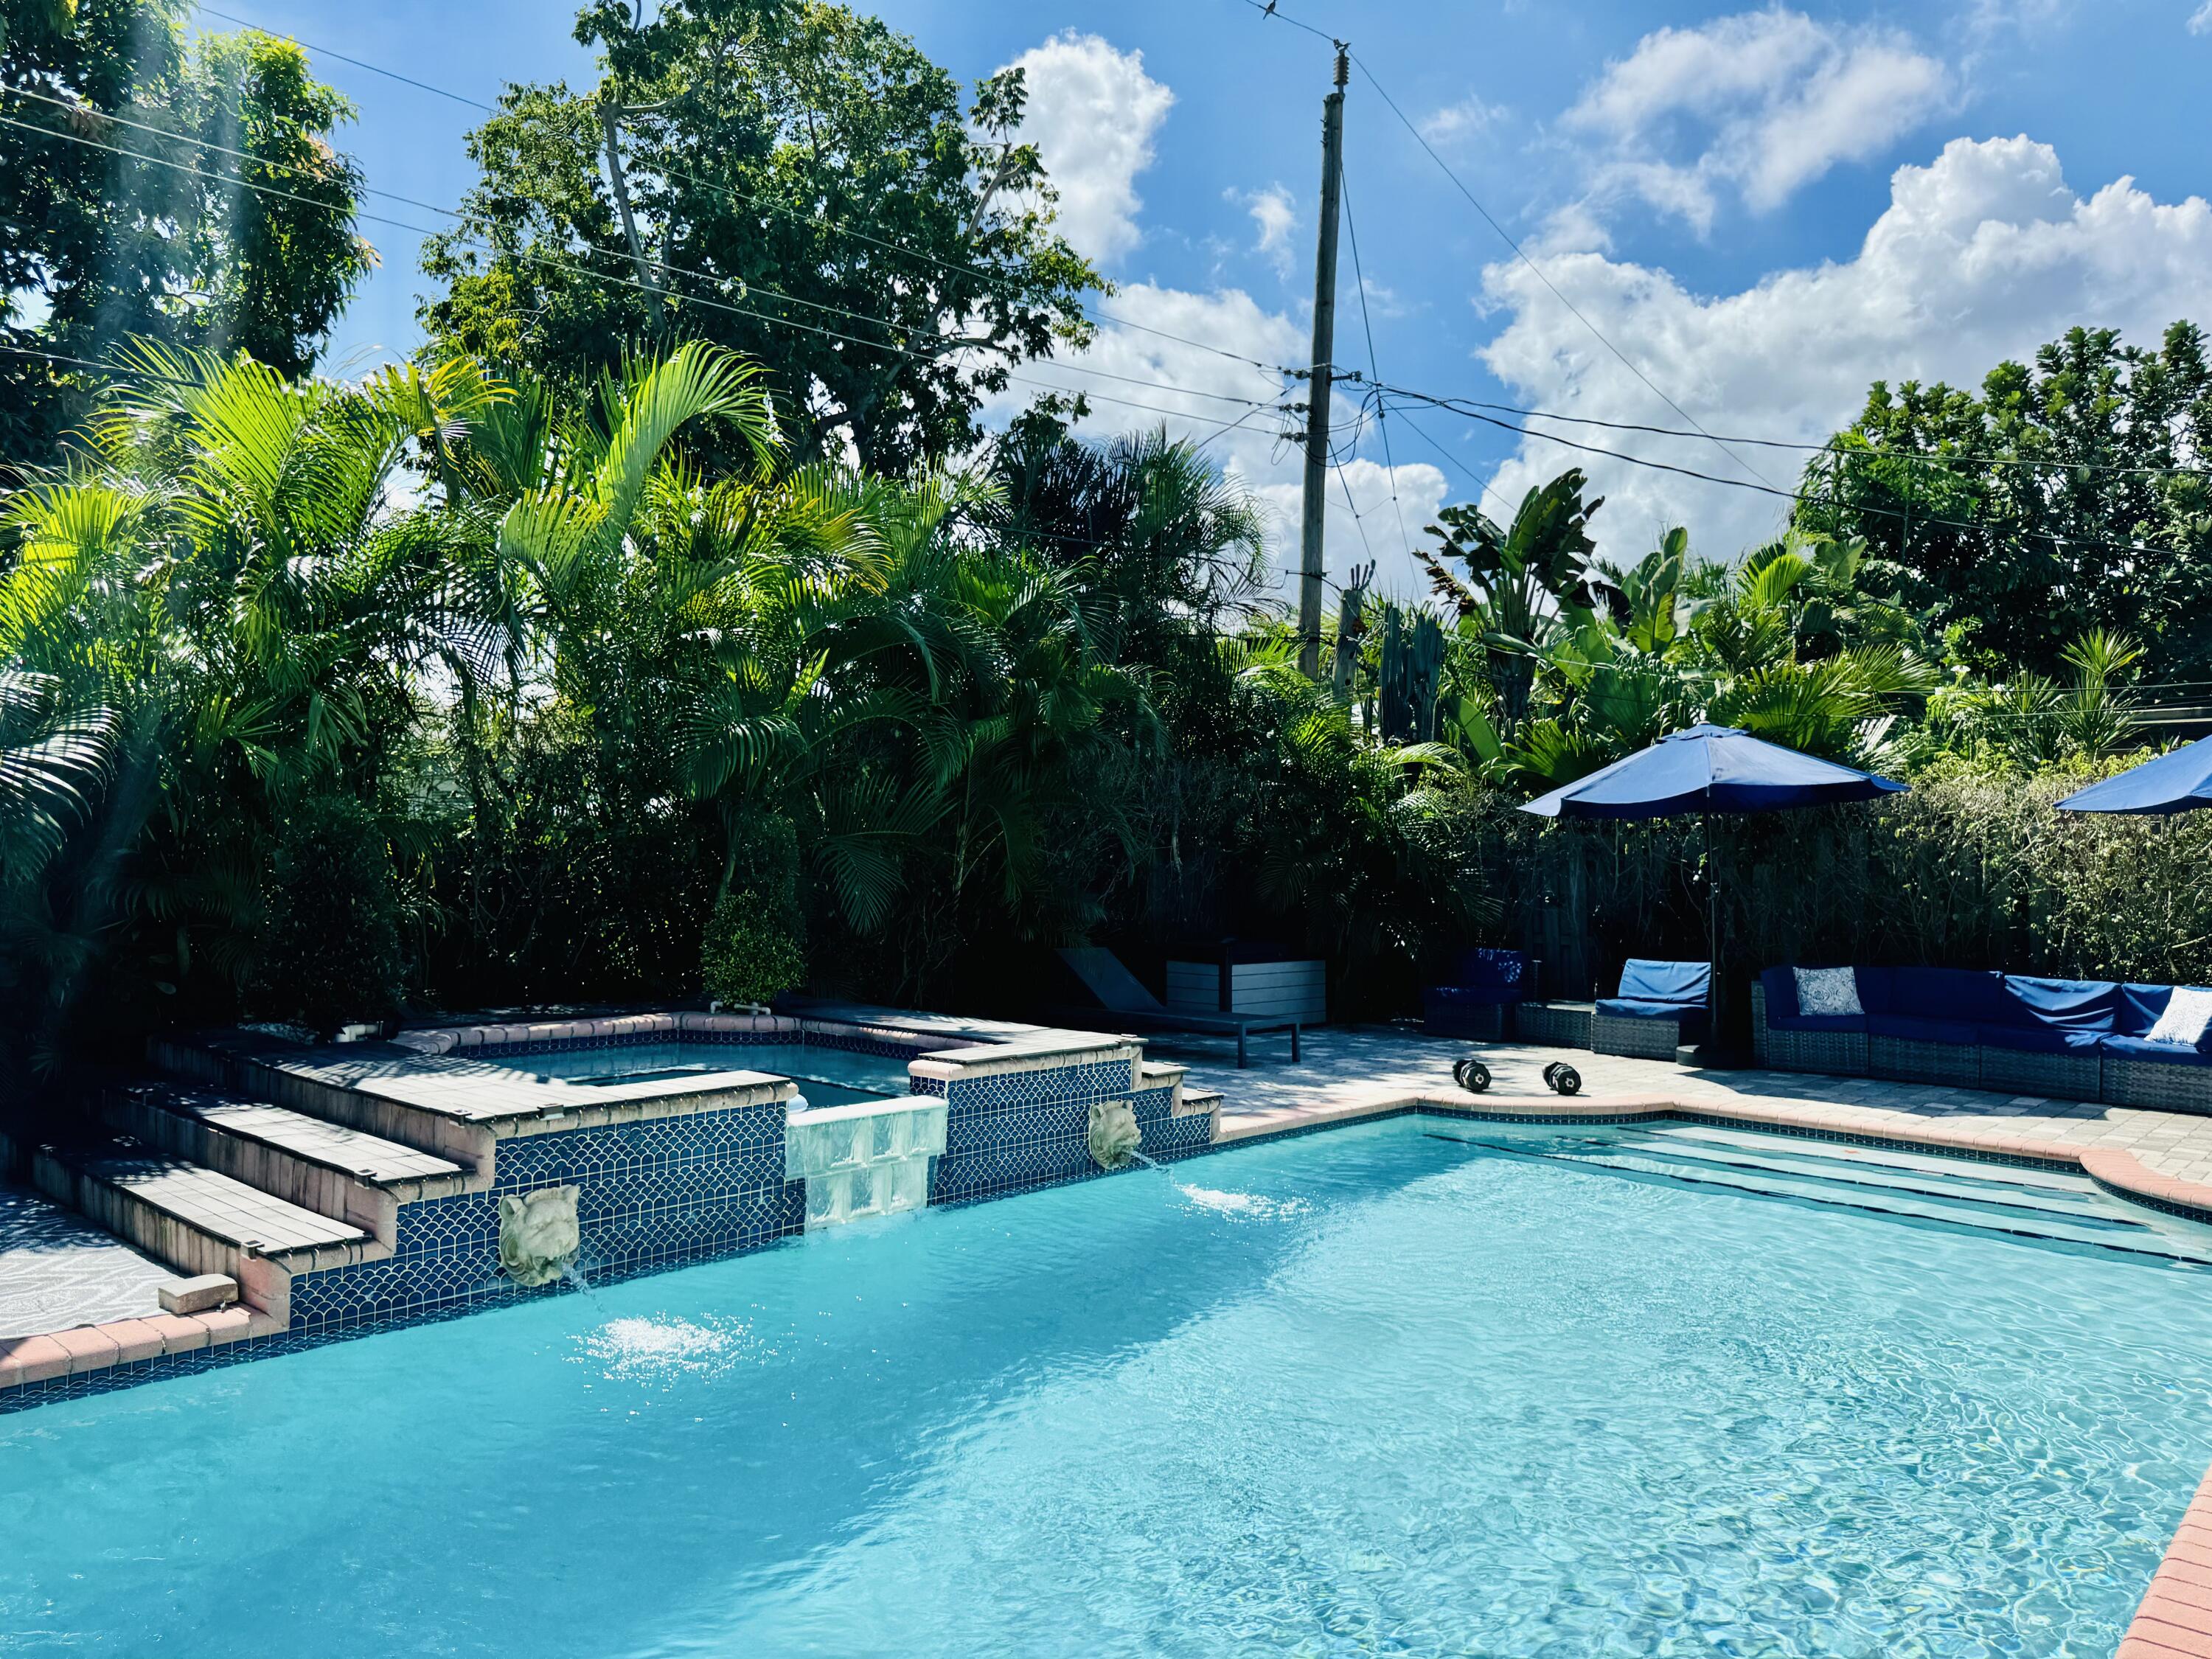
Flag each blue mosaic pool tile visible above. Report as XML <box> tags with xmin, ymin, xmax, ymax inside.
<box><xmin>490</xmin><ymin>1102</ymin><xmax>786</xmax><ymax>1191</ymax></box>
<box><xmin>293</xmin><ymin>1178</ymin><xmax>801</xmax><ymax>1330</ymax></box>
<box><xmin>1144</xmin><ymin>1112</ymin><xmax>1215</xmax><ymax>1156</ymax></box>
<box><xmin>944</xmin><ymin>1059</ymin><xmax>1134</xmax><ymax>1113</ymax></box>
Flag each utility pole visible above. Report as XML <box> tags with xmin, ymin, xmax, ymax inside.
<box><xmin>1296</xmin><ymin>45</ymin><xmax>1349</xmax><ymax>680</ymax></box>
<box><xmin>601</xmin><ymin>97</ymin><xmax>668</xmax><ymax>333</ymax></box>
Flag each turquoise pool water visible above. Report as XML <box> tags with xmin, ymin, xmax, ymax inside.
<box><xmin>7</xmin><ymin>1117</ymin><xmax>2212</xmax><ymax>1655</ymax></box>
<box><xmin>485</xmin><ymin>1040</ymin><xmax>919</xmax><ymax>1107</ymax></box>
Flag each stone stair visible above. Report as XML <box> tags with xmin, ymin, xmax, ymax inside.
<box><xmin>100</xmin><ymin>1082</ymin><xmax>470</xmax><ymax>1248</ymax></box>
<box><xmin>31</xmin><ymin>1138</ymin><xmax>383</xmax><ymax>1324</ymax></box>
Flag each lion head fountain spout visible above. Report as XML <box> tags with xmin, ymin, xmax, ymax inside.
<box><xmin>499</xmin><ymin>1185</ymin><xmax>582</xmax><ymax>1287</ymax></box>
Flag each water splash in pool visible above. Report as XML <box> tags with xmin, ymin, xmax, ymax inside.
<box><xmin>1176</xmin><ymin>1184</ymin><xmax>1310</xmax><ymax>1221</ymax></box>
<box><xmin>574</xmin><ymin>1316</ymin><xmax>740</xmax><ymax>1382</ymax></box>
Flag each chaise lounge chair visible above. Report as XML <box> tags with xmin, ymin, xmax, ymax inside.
<box><xmin>1049</xmin><ymin>947</ymin><xmax>1302</xmax><ymax>1069</ymax></box>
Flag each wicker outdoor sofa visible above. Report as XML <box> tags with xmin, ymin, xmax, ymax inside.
<box><xmin>1753</xmin><ymin>964</ymin><xmax>2212</xmax><ymax>1113</ymax></box>
<box><xmin>1495</xmin><ymin>958</ymin><xmax>1710</xmax><ymax>1060</ymax></box>
<box><xmin>1424</xmin><ymin>953</ymin><xmax>1711</xmax><ymax>1060</ymax></box>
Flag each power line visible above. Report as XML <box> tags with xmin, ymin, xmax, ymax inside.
<box><xmin>1224</xmin><ymin>0</ymin><xmax>1781</xmax><ymax>493</ymax></box>
<box><xmin>1345</xmin><ymin>65</ymin><xmax>1780</xmax><ymax>494</ymax></box>
<box><xmin>181</xmin><ymin>3</ymin><xmax>1288</xmax><ymax>386</ymax></box>
<box><xmin>1334</xmin><ymin>370</ymin><xmax>2212</xmax><ymax>481</ymax></box>
<box><xmin>1327</xmin><ymin>437</ymin><xmax>1378</xmax><ymax>569</ymax></box>
<box><xmin>1380</xmin><ymin>398</ymin><xmax>1514</xmax><ymax>517</ymax></box>
<box><xmin>1337</xmin><ymin>161</ymin><xmax>1411</xmax><ymax>560</ymax></box>
<box><xmin>0</xmin><ymin>341</ymin><xmax>211</xmax><ymax>390</ymax></box>
<box><xmin>159</xmin><ymin>4</ymin><xmax>2209</xmax><ymax>515</ymax></box>
<box><xmin>1378</xmin><ymin>384</ymin><xmax>2186</xmax><ymax>567</ymax></box>
<box><xmin>1227</xmin><ymin>0</ymin><xmax>1341</xmax><ymax>46</ymax></box>
<box><xmin>0</xmin><ymin>110</ymin><xmax>1281</xmax><ymax>439</ymax></box>
<box><xmin>0</xmin><ymin>91</ymin><xmax>1279</xmax><ymax>420</ymax></box>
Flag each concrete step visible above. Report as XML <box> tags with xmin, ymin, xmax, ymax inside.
<box><xmin>150</xmin><ymin>1032</ymin><xmax>495</xmax><ymax>1168</ymax></box>
<box><xmin>102</xmin><ymin>1082</ymin><xmax>471</xmax><ymax>1247</ymax></box>
<box><xmin>1430</xmin><ymin>1124</ymin><xmax>2212</xmax><ymax>1264</ymax></box>
<box><xmin>31</xmin><ymin>1141</ymin><xmax>380</xmax><ymax>1314</ymax></box>
<box><xmin>150</xmin><ymin>1029</ymin><xmax>794</xmax><ymax>1178</ymax></box>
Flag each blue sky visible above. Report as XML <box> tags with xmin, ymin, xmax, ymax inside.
<box><xmin>207</xmin><ymin>0</ymin><xmax>2212</xmax><ymax>594</ymax></box>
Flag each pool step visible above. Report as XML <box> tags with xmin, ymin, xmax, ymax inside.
<box><xmin>1441</xmin><ymin>1124</ymin><xmax>2212</xmax><ymax>1262</ymax></box>
<box><xmin>1598</xmin><ymin>1131</ymin><xmax>2129</xmax><ymax>1228</ymax></box>
<box><xmin>30</xmin><ymin>1140</ymin><xmax>381</xmax><ymax>1315</ymax></box>
<box><xmin>100</xmin><ymin>1083</ymin><xmax>471</xmax><ymax>1248</ymax></box>
<box><xmin>150</xmin><ymin>1032</ymin><xmax>501</xmax><ymax>1169</ymax></box>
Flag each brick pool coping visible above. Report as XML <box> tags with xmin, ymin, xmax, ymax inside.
<box><xmin>13</xmin><ymin>1073</ymin><xmax>2212</xmax><ymax>1651</ymax></box>
<box><xmin>0</xmin><ymin>1303</ymin><xmax>282</xmax><ymax>1389</ymax></box>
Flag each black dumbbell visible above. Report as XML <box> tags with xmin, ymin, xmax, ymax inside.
<box><xmin>1542</xmin><ymin>1061</ymin><xmax>1582</xmax><ymax>1096</ymax></box>
<box><xmin>1453</xmin><ymin>1057</ymin><xmax>1492</xmax><ymax>1093</ymax></box>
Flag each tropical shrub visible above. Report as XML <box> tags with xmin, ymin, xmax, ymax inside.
<box><xmin>255</xmin><ymin>794</ymin><xmax>406</xmax><ymax>1036</ymax></box>
<box><xmin>700</xmin><ymin>891</ymin><xmax>807</xmax><ymax>1009</ymax></box>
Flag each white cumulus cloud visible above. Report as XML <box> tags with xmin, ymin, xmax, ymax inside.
<box><xmin>1472</xmin><ymin>136</ymin><xmax>2212</xmax><ymax>561</ymax></box>
<box><xmin>1419</xmin><ymin>92</ymin><xmax>1507</xmax><ymax>147</ymax></box>
<box><xmin>1566</xmin><ymin>8</ymin><xmax>1950</xmax><ymax>231</ymax></box>
<box><xmin>1000</xmin><ymin>33</ymin><xmax>1173</xmax><ymax>264</ymax></box>
<box><xmin>2191</xmin><ymin>0</ymin><xmax>2212</xmax><ymax>32</ymax></box>
<box><xmin>1230</xmin><ymin>184</ymin><xmax>1300</xmax><ymax>276</ymax></box>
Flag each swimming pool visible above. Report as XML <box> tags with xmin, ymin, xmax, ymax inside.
<box><xmin>7</xmin><ymin>1115</ymin><xmax>2210</xmax><ymax>1655</ymax></box>
<box><xmin>482</xmin><ymin>1040</ymin><xmax>922</xmax><ymax>1107</ymax></box>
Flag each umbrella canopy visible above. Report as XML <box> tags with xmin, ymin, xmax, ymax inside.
<box><xmin>1519</xmin><ymin>724</ymin><xmax>1908</xmax><ymax>820</ymax></box>
<box><xmin>2055</xmin><ymin>737</ymin><xmax>2212</xmax><ymax>815</ymax></box>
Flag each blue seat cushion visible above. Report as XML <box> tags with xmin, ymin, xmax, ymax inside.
<box><xmin>1866</xmin><ymin>1012</ymin><xmax>1978</xmax><ymax>1047</ymax></box>
<box><xmin>1769</xmin><ymin>1012</ymin><xmax>1869</xmax><ymax>1034</ymax></box>
<box><xmin>1992</xmin><ymin>975</ymin><xmax>2119</xmax><ymax>1034</ymax></box>
<box><xmin>2101</xmin><ymin>1034</ymin><xmax>2212</xmax><ymax>1067</ymax></box>
<box><xmin>1758</xmin><ymin>966</ymin><xmax>1800</xmax><ymax>1018</ymax></box>
<box><xmin>1975</xmin><ymin>1023</ymin><xmax>2104</xmax><ymax>1054</ymax></box>
<box><xmin>1600</xmin><ymin>997</ymin><xmax>1697</xmax><ymax>1021</ymax></box>
<box><xmin>1886</xmin><ymin>967</ymin><xmax>2008</xmax><ymax>1026</ymax></box>
<box><xmin>1617</xmin><ymin>959</ymin><xmax>1711</xmax><ymax>1007</ymax></box>
<box><xmin>2116</xmin><ymin>983</ymin><xmax>2212</xmax><ymax>1041</ymax></box>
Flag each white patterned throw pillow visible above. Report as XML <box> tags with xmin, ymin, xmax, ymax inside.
<box><xmin>2146</xmin><ymin>986</ymin><xmax>2212</xmax><ymax>1046</ymax></box>
<box><xmin>1792</xmin><ymin>966</ymin><xmax>1863</xmax><ymax>1018</ymax></box>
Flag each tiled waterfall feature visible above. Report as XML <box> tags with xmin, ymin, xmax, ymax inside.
<box><xmin>785</xmin><ymin>1096</ymin><xmax>948</xmax><ymax>1228</ymax></box>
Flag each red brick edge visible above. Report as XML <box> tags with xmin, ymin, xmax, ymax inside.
<box><xmin>0</xmin><ymin>1305</ymin><xmax>282</xmax><ymax>1393</ymax></box>
<box><xmin>2123</xmin><ymin>1463</ymin><xmax>2212</xmax><ymax>1657</ymax></box>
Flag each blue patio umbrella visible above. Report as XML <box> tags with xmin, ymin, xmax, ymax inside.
<box><xmin>1519</xmin><ymin>725</ymin><xmax>1907</xmax><ymax>1047</ymax></box>
<box><xmin>2055</xmin><ymin>737</ymin><xmax>2212</xmax><ymax>814</ymax></box>
<box><xmin>1520</xmin><ymin>723</ymin><xmax>1908</xmax><ymax>820</ymax></box>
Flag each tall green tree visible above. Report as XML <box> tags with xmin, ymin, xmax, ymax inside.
<box><xmin>1794</xmin><ymin>321</ymin><xmax>2212</xmax><ymax>677</ymax></box>
<box><xmin>419</xmin><ymin>0</ymin><xmax>1102</xmax><ymax>475</ymax></box>
<box><xmin>0</xmin><ymin>0</ymin><xmax>374</xmax><ymax>469</ymax></box>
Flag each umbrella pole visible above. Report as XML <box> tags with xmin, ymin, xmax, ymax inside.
<box><xmin>1705</xmin><ymin>810</ymin><xmax>1719</xmax><ymax>1040</ymax></box>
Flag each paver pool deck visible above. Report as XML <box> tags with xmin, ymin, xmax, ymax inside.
<box><xmin>13</xmin><ymin>1022</ymin><xmax>2212</xmax><ymax>1652</ymax></box>
<box><xmin>0</xmin><ymin>1182</ymin><xmax>175</xmax><ymax>1340</ymax></box>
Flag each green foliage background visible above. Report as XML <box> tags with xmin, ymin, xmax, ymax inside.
<box><xmin>5</xmin><ymin>0</ymin><xmax>2212</xmax><ymax>1121</ymax></box>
